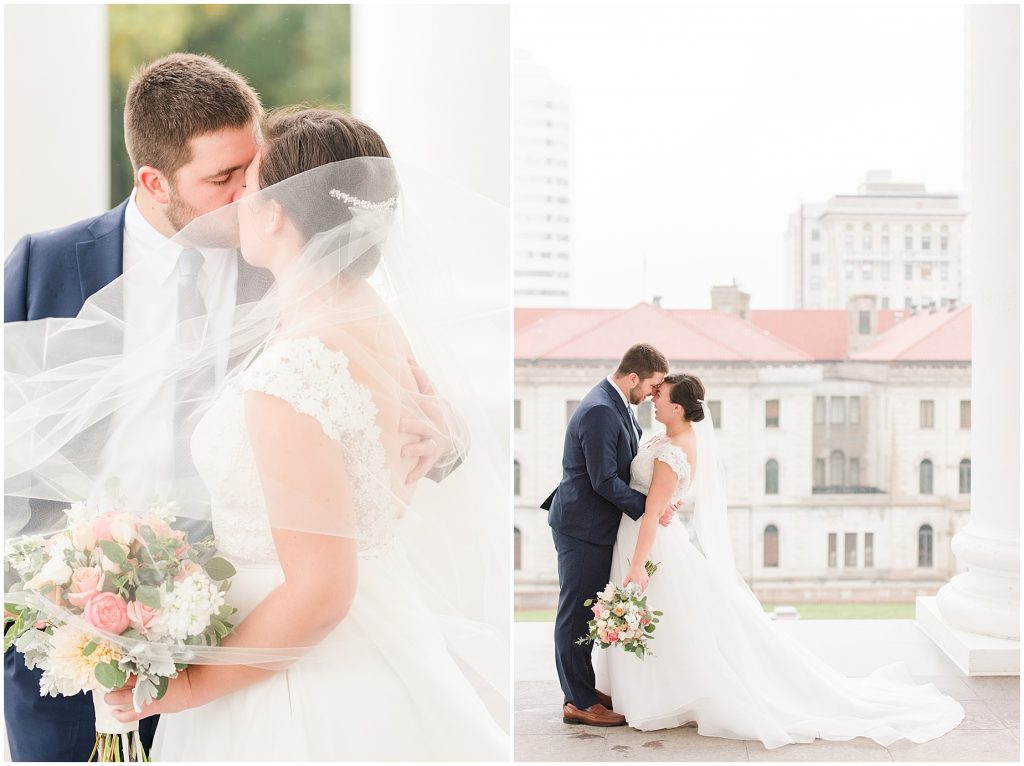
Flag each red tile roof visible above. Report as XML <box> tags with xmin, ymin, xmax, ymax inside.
<box><xmin>515</xmin><ymin>304</ymin><xmax>971</xmax><ymax>363</ymax></box>
<box><xmin>852</xmin><ymin>305</ymin><xmax>971</xmax><ymax>361</ymax></box>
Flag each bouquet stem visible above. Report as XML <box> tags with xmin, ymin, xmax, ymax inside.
<box><xmin>91</xmin><ymin>697</ymin><xmax>148</xmax><ymax>762</ymax></box>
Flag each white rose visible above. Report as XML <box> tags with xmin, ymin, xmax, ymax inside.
<box><xmin>108</xmin><ymin>514</ymin><xmax>136</xmax><ymax>546</ymax></box>
<box><xmin>39</xmin><ymin>556</ymin><xmax>73</xmax><ymax>586</ymax></box>
<box><xmin>600</xmin><ymin>609</ymin><xmax>610</xmax><ymax>620</ymax></box>
<box><xmin>596</xmin><ymin>619</ymin><xmax>607</xmax><ymax>629</ymax></box>
<box><xmin>70</xmin><ymin>521</ymin><xmax>96</xmax><ymax>552</ymax></box>
<box><xmin>599</xmin><ymin>585</ymin><xmax>616</xmax><ymax>601</ymax></box>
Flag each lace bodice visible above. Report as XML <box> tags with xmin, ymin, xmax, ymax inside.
<box><xmin>629</xmin><ymin>435</ymin><xmax>691</xmax><ymax>503</ymax></box>
<box><xmin>190</xmin><ymin>337</ymin><xmax>396</xmax><ymax>563</ymax></box>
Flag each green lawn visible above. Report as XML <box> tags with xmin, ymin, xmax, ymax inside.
<box><xmin>515</xmin><ymin>603</ymin><xmax>916</xmax><ymax>622</ymax></box>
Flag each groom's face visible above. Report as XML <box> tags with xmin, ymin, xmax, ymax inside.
<box><xmin>628</xmin><ymin>373</ymin><xmax>665</xmax><ymax>404</ymax></box>
<box><xmin>164</xmin><ymin>125</ymin><xmax>259</xmax><ymax>231</ymax></box>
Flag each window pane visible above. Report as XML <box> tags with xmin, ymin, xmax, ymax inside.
<box><xmin>960</xmin><ymin>400</ymin><xmax>971</xmax><ymax>429</ymax></box>
<box><xmin>849</xmin><ymin>457</ymin><xmax>860</xmax><ymax>486</ymax></box>
<box><xmin>830</xmin><ymin>397</ymin><xmax>846</xmax><ymax>424</ymax></box>
<box><xmin>920</xmin><ymin>400</ymin><xmax>934</xmax><ymax>429</ymax></box>
<box><xmin>765</xmin><ymin>460</ymin><xmax>779</xmax><ymax>495</ymax></box>
<box><xmin>858</xmin><ymin>311</ymin><xmax>871</xmax><ymax>334</ymax></box>
<box><xmin>919</xmin><ymin>459</ymin><xmax>933</xmax><ymax>494</ymax></box>
<box><xmin>844</xmin><ymin>532</ymin><xmax>857</xmax><ymax>567</ymax></box>
<box><xmin>514</xmin><ymin>528</ymin><xmax>522</xmax><ymax>570</ymax></box>
<box><xmin>514</xmin><ymin>399</ymin><xmax>522</xmax><ymax>429</ymax></box>
<box><xmin>709</xmin><ymin>400</ymin><xmax>722</xmax><ymax>428</ymax></box>
<box><xmin>830</xmin><ymin>450</ymin><xmax>845</xmax><ymax>487</ymax></box>
<box><xmin>638</xmin><ymin>400</ymin><xmax>653</xmax><ymax>429</ymax></box>
<box><xmin>918</xmin><ymin>525</ymin><xmax>933</xmax><ymax>567</ymax></box>
<box><xmin>765</xmin><ymin>399</ymin><xmax>779</xmax><ymax>428</ymax></box>
<box><xmin>764</xmin><ymin>525</ymin><xmax>779</xmax><ymax>567</ymax></box>
<box><xmin>850</xmin><ymin>396</ymin><xmax>860</xmax><ymax>424</ymax></box>
<box><xmin>959</xmin><ymin>459</ymin><xmax>971</xmax><ymax>494</ymax></box>
<box><xmin>514</xmin><ymin>460</ymin><xmax>521</xmax><ymax>496</ymax></box>
<box><xmin>814</xmin><ymin>396</ymin><xmax>826</xmax><ymax>424</ymax></box>
<box><xmin>814</xmin><ymin>458</ymin><xmax>826</xmax><ymax>487</ymax></box>
<box><xmin>828</xmin><ymin>533</ymin><xmax>837</xmax><ymax>568</ymax></box>
<box><xmin>864</xmin><ymin>532</ymin><xmax>874</xmax><ymax>567</ymax></box>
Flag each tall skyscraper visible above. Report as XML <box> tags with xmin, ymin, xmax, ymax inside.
<box><xmin>514</xmin><ymin>51</ymin><xmax>573</xmax><ymax>306</ymax></box>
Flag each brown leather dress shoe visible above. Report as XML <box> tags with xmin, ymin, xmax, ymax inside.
<box><xmin>594</xmin><ymin>689</ymin><xmax>614</xmax><ymax>710</ymax></box>
<box><xmin>562</xmin><ymin>702</ymin><xmax>626</xmax><ymax>726</ymax></box>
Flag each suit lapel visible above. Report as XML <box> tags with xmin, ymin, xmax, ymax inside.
<box><xmin>75</xmin><ymin>201</ymin><xmax>128</xmax><ymax>305</ymax></box>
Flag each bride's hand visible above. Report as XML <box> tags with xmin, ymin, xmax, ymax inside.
<box><xmin>623</xmin><ymin>564</ymin><xmax>649</xmax><ymax>592</ymax></box>
<box><xmin>106</xmin><ymin>668</ymin><xmax>198</xmax><ymax>723</ymax></box>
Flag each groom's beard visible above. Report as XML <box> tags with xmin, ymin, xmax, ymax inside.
<box><xmin>166</xmin><ymin>185</ymin><xmax>201</xmax><ymax>233</ymax></box>
<box><xmin>628</xmin><ymin>384</ymin><xmax>645</xmax><ymax>404</ymax></box>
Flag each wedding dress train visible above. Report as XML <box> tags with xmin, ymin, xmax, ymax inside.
<box><xmin>595</xmin><ymin>435</ymin><xmax>963</xmax><ymax>750</ymax></box>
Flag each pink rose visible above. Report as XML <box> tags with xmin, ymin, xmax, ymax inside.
<box><xmin>85</xmin><ymin>592</ymin><xmax>129</xmax><ymax>635</ymax></box>
<box><xmin>67</xmin><ymin>566</ymin><xmax>103</xmax><ymax>608</ymax></box>
<box><xmin>93</xmin><ymin>514</ymin><xmax>116</xmax><ymax>543</ymax></box>
<box><xmin>172</xmin><ymin>530</ymin><xmax>189</xmax><ymax>557</ymax></box>
<box><xmin>126</xmin><ymin>600</ymin><xmax>159</xmax><ymax>634</ymax></box>
<box><xmin>591</xmin><ymin>604</ymin><xmax>603</xmax><ymax>618</ymax></box>
<box><xmin>175</xmin><ymin>559</ymin><xmax>203</xmax><ymax>582</ymax></box>
<box><xmin>141</xmin><ymin>514</ymin><xmax>174</xmax><ymax>539</ymax></box>
<box><xmin>606</xmin><ymin>631</ymin><xmax>619</xmax><ymax>643</ymax></box>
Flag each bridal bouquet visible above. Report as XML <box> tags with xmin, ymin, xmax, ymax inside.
<box><xmin>4</xmin><ymin>498</ymin><xmax>238</xmax><ymax>762</ymax></box>
<box><xmin>576</xmin><ymin>561</ymin><xmax>662</xmax><ymax>659</ymax></box>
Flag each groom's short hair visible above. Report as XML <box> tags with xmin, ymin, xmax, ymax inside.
<box><xmin>615</xmin><ymin>344</ymin><xmax>669</xmax><ymax>380</ymax></box>
<box><xmin>124</xmin><ymin>52</ymin><xmax>262</xmax><ymax>180</ymax></box>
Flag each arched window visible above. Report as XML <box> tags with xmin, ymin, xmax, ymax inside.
<box><xmin>918</xmin><ymin>524</ymin><xmax>934</xmax><ymax>567</ymax></box>
<box><xmin>764</xmin><ymin>525</ymin><xmax>779</xmax><ymax>567</ymax></box>
<box><xmin>514</xmin><ymin>527</ymin><xmax>522</xmax><ymax>570</ymax></box>
<box><xmin>959</xmin><ymin>458</ymin><xmax>971</xmax><ymax>494</ymax></box>
<box><xmin>514</xmin><ymin>460</ymin><xmax>521</xmax><ymax>496</ymax></box>
<box><xmin>919</xmin><ymin>459</ymin><xmax>933</xmax><ymax>494</ymax></box>
<box><xmin>830</xmin><ymin>450</ymin><xmax>845</xmax><ymax>487</ymax></box>
<box><xmin>765</xmin><ymin>459</ymin><xmax>779</xmax><ymax>495</ymax></box>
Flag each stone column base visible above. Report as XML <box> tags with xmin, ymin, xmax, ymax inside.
<box><xmin>916</xmin><ymin>596</ymin><xmax>1020</xmax><ymax>675</ymax></box>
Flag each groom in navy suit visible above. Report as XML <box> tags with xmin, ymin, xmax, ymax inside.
<box><xmin>3</xmin><ymin>52</ymin><xmax>265</xmax><ymax>763</ymax></box>
<box><xmin>543</xmin><ymin>343</ymin><xmax>675</xmax><ymax>726</ymax></box>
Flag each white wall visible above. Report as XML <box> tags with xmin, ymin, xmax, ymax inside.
<box><xmin>4</xmin><ymin>5</ymin><xmax>110</xmax><ymax>255</ymax></box>
<box><xmin>351</xmin><ymin>4</ymin><xmax>509</xmax><ymax>206</ymax></box>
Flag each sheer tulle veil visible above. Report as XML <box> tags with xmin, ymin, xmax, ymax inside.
<box><xmin>4</xmin><ymin>157</ymin><xmax>509</xmax><ymax>726</ymax></box>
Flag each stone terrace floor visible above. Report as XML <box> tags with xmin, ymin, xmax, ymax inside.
<box><xmin>515</xmin><ymin>620</ymin><xmax>1020</xmax><ymax>762</ymax></box>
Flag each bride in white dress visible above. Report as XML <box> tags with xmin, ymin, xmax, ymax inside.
<box><xmin>96</xmin><ymin>110</ymin><xmax>508</xmax><ymax>760</ymax></box>
<box><xmin>596</xmin><ymin>373</ymin><xmax>964</xmax><ymax>749</ymax></box>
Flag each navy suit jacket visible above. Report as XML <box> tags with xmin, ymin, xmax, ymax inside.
<box><xmin>544</xmin><ymin>379</ymin><xmax>647</xmax><ymax>546</ymax></box>
<box><xmin>5</xmin><ymin>201</ymin><xmax>128</xmax><ymax>322</ymax></box>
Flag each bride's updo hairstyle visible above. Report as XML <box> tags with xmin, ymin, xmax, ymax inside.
<box><xmin>257</xmin><ymin>107</ymin><xmax>395</xmax><ymax>278</ymax></box>
<box><xmin>663</xmin><ymin>373</ymin><xmax>706</xmax><ymax>423</ymax></box>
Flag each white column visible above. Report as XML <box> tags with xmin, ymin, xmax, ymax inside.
<box><xmin>350</xmin><ymin>4</ymin><xmax>509</xmax><ymax>206</ymax></box>
<box><xmin>916</xmin><ymin>5</ymin><xmax>1020</xmax><ymax>674</ymax></box>
<box><xmin>3</xmin><ymin>5</ymin><xmax>109</xmax><ymax>255</ymax></box>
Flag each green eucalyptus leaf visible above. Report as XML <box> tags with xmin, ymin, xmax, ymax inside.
<box><xmin>203</xmin><ymin>557</ymin><xmax>236</xmax><ymax>581</ymax></box>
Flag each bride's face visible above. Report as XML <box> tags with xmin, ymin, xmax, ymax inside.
<box><xmin>237</xmin><ymin>151</ymin><xmax>272</xmax><ymax>267</ymax></box>
<box><xmin>653</xmin><ymin>383</ymin><xmax>684</xmax><ymax>425</ymax></box>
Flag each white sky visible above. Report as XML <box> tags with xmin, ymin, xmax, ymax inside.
<box><xmin>513</xmin><ymin>3</ymin><xmax>964</xmax><ymax>309</ymax></box>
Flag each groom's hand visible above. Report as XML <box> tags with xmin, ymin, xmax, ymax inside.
<box><xmin>658</xmin><ymin>500</ymin><xmax>682</xmax><ymax>527</ymax></box>
<box><xmin>400</xmin><ymin>359</ymin><xmax>456</xmax><ymax>484</ymax></box>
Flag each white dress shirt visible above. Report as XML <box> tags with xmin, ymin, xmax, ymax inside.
<box><xmin>606</xmin><ymin>375</ymin><xmax>641</xmax><ymax>443</ymax></box>
<box><xmin>96</xmin><ymin>192</ymin><xmax>238</xmax><ymax>504</ymax></box>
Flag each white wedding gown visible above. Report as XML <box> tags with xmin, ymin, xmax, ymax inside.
<box><xmin>153</xmin><ymin>337</ymin><xmax>507</xmax><ymax>761</ymax></box>
<box><xmin>595</xmin><ymin>435</ymin><xmax>964</xmax><ymax>749</ymax></box>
